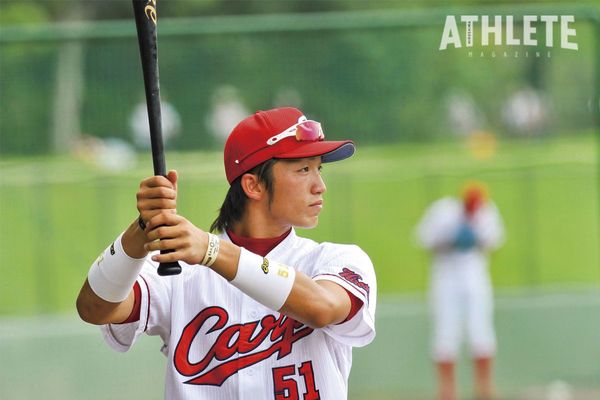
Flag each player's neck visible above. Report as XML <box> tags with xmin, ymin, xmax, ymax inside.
<box><xmin>230</xmin><ymin>198</ymin><xmax>291</xmax><ymax>238</ymax></box>
<box><xmin>230</xmin><ymin>215</ymin><xmax>291</xmax><ymax>239</ymax></box>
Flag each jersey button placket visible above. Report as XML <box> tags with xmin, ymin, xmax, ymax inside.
<box><xmin>239</xmin><ymin>296</ymin><xmax>252</xmax><ymax>400</ymax></box>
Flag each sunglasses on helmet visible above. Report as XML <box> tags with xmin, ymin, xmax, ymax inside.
<box><xmin>266</xmin><ymin>118</ymin><xmax>324</xmax><ymax>146</ymax></box>
<box><xmin>234</xmin><ymin>118</ymin><xmax>326</xmax><ymax>167</ymax></box>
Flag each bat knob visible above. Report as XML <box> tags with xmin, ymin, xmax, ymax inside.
<box><xmin>157</xmin><ymin>261</ymin><xmax>182</xmax><ymax>276</ymax></box>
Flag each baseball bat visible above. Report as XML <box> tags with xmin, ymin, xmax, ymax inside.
<box><xmin>132</xmin><ymin>0</ymin><xmax>181</xmax><ymax>276</ymax></box>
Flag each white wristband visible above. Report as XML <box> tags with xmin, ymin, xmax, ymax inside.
<box><xmin>201</xmin><ymin>233</ymin><xmax>220</xmax><ymax>267</ymax></box>
<box><xmin>87</xmin><ymin>233</ymin><xmax>145</xmax><ymax>302</ymax></box>
<box><xmin>230</xmin><ymin>248</ymin><xmax>296</xmax><ymax>311</ymax></box>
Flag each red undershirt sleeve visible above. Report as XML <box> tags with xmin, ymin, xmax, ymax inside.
<box><xmin>341</xmin><ymin>289</ymin><xmax>363</xmax><ymax>323</ymax></box>
<box><xmin>117</xmin><ymin>281</ymin><xmax>142</xmax><ymax>324</ymax></box>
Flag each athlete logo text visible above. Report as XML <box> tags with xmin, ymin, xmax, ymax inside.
<box><xmin>174</xmin><ymin>306</ymin><xmax>313</xmax><ymax>386</ymax></box>
<box><xmin>439</xmin><ymin>15</ymin><xmax>578</xmax><ymax>50</ymax></box>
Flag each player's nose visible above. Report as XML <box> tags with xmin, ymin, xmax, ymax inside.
<box><xmin>312</xmin><ymin>173</ymin><xmax>326</xmax><ymax>195</ymax></box>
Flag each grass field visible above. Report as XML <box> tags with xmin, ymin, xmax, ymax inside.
<box><xmin>0</xmin><ymin>134</ymin><xmax>598</xmax><ymax>399</ymax></box>
<box><xmin>0</xmin><ymin>134</ymin><xmax>598</xmax><ymax>315</ymax></box>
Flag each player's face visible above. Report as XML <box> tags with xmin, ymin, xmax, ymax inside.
<box><xmin>267</xmin><ymin>157</ymin><xmax>326</xmax><ymax>229</ymax></box>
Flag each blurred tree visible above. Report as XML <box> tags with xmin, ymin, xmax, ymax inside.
<box><xmin>3</xmin><ymin>0</ymin><xmax>540</xmax><ymax>22</ymax></box>
<box><xmin>0</xmin><ymin>0</ymin><xmax>595</xmax><ymax>154</ymax></box>
<box><xmin>51</xmin><ymin>3</ymin><xmax>87</xmax><ymax>153</ymax></box>
<box><xmin>0</xmin><ymin>2</ymin><xmax>50</xmax><ymax>25</ymax></box>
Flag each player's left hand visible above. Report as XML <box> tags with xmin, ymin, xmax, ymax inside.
<box><xmin>143</xmin><ymin>211</ymin><xmax>209</xmax><ymax>265</ymax></box>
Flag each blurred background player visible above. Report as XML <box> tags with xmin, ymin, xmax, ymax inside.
<box><xmin>130</xmin><ymin>97</ymin><xmax>181</xmax><ymax>149</ymax></box>
<box><xmin>415</xmin><ymin>182</ymin><xmax>504</xmax><ymax>400</ymax></box>
<box><xmin>206</xmin><ymin>84</ymin><xmax>249</xmax><ymax>143</ymax></box>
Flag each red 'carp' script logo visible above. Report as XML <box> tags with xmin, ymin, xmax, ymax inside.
<box><xmin>339</xmin><ymin>267</ymin><xmax>370</xmax><ymax>297</ymax></box>
<box><xmin>174</xmin><ymin>306</ymin><xmax>313</xmax><ymax>386</ymax></box>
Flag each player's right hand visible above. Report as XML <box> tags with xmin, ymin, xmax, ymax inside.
<box><xmin>136</xmin><ymin>170</ymin><xmax>178</xmax><ymax>228</ymax></box>
<box><xmin>143</xmin><ymin>212</ymin><xmax>209</xmax><ymax>266</ymax></box>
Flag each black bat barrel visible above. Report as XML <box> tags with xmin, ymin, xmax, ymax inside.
<box><xmin>132</xmin><ymin>0</ymin><xmax>181</xmax><ymax>276</ymax></box>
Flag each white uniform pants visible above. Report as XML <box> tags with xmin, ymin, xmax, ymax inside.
<box><xmin>429</xmin><ymin>259</ymin><xmax>496</xmax><ymax>362</ymax></box>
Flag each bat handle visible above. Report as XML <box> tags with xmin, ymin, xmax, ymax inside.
<box><xmin>157</xmin><ymin>251</ymin><xmax>182</xmax><ymax>276</ymax></box>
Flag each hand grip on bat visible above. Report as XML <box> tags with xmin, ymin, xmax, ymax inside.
<box><xmin>138</xmin><ymin>215</ymin><xmax>182</xmax><ymax>275</ymax></box>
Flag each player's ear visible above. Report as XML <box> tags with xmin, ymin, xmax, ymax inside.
<box><xmin>240</xmin><ymin>173</ymin><xmax>266</xmax><ymax>201</ymax></box>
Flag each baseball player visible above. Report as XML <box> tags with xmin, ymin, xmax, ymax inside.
<box><xmin>77</xmin><ymin>107</ymin><xmax>377</xmax><ymax>399</ymax></box>
<box><xmin>415</xmin><ymin>182</ymin><xmax>504</xmax><ymax>400</ymax></box>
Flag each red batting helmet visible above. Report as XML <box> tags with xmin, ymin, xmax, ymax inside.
<box><xmin>223</xmin><ymin>107</ymin><xmax>355</xmax><ymax>184</ymax></box>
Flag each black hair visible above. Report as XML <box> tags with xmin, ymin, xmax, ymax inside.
<box><xmin>210</xmin><ymin>159</ymin><xmax>278</xmax><ymax>233</ymax></box>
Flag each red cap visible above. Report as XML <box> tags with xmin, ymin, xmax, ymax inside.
<box><xmin>224</xmin><ymin>107</ymin><xmax>355</xmax><ymax>184</ymax></box>
<box><xmin>462</xmin><ymin>182</ymin><xmax>488</xmax><ymax>215</ymax></box>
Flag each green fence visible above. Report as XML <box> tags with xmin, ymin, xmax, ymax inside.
<box><xmin>0</xmin><ymin>4</ymin><xmax>599</xmax><ymax>302</ymax></box>
<box><xmin>1</xmin><ymin>136</ymin><xmax>598</xmax><ymax>314</ymax></box>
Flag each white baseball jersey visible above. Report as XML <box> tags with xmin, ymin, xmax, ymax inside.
<box><xmin>101</xmin><ymin>228</ymin><xmax>377</xmax><ymax>399</ymax></box>
<box><xmin>416</xmin><ymin>197</ymin><xmax>504</xmax><ymax>361</ymax></box>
